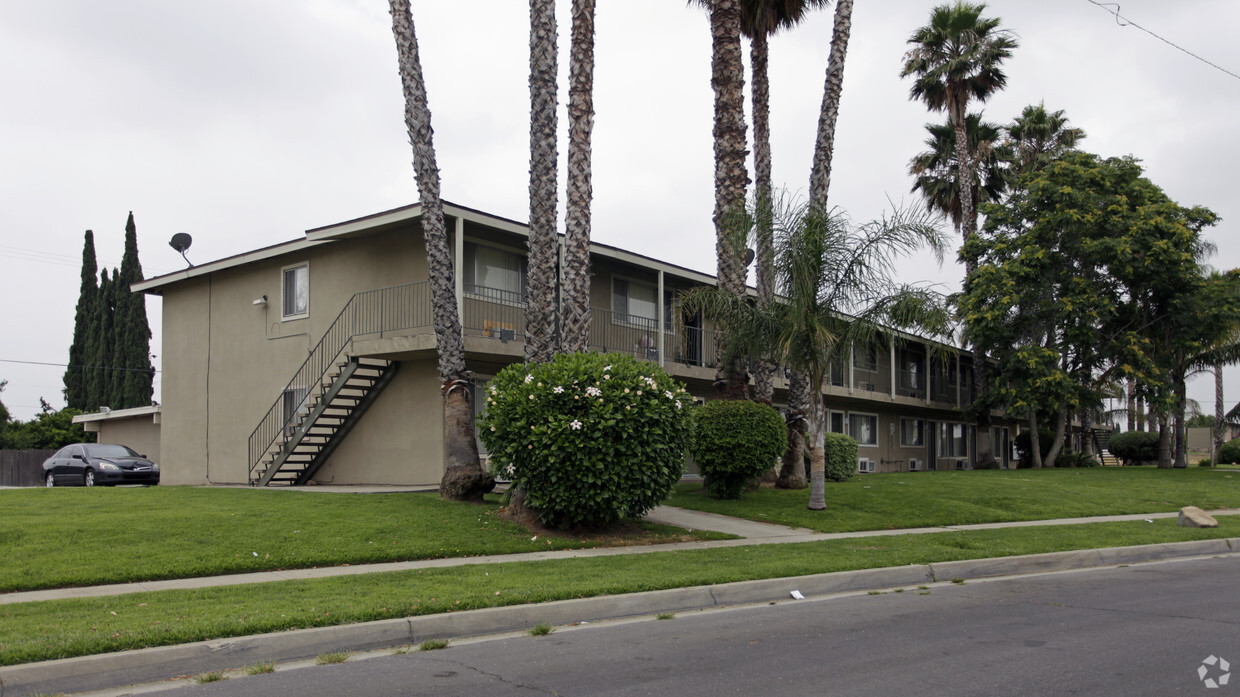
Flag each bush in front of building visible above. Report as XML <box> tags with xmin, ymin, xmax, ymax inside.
<box><xmin>823</xmin><ymin>432</ymin><xmax>858</xmax><ymax>482</ymax></box>
<box><xmin>479</xmin><ymin>352</ymin><xmax>693</xmax><ymax>529</ymax></box>
<box><xmin>1218</xmin><ymin>438</ymin><xmax>1240</xmax><ymax>465</ymax></box>
<box><xmin>691</xmin><ymin>399</ymin><xmax>787</xmax><ymax>499</ymax></box>
<box><xmin>1107</xmin><ymin>430</ymin><xmax>1161</xmax><ymax>465</ymax></box>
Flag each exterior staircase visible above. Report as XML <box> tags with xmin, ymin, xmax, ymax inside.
<box><xmin>1094</xmin><ymin>429</ymin><xmax>1122</xmax><ymax>466</ymax></box>
<box><xmin>250</xmin><ymin>358</ymin><xmax>398</xmax><ymax>486</ymax></box>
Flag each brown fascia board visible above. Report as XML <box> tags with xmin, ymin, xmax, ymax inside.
<box><xmin>130</xmin><ymin>236</ymin><xmax>329</xmax><ymax>295</ymax></box>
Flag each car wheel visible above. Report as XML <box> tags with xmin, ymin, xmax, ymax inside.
<box><xmin>84</xmin><ymin>470</ymin><xmax>95</xmax><ymax>487</ymax></box>
<box><xmin>46</xmin><ymin>473</ymin><xmax>55</xmax><ymax>488</ymax></box>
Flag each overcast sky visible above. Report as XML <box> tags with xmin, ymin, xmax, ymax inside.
<box><xmin>1</xmin><ymin>0</ymin><xmax>1237</xmax><ymax>423</ymax></box>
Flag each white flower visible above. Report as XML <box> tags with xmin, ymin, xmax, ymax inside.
<box><xmin>524</xmin><ymin>374</ymin><xmax>534</xmax><ymax>384</ymax></box>
<box><xmin>675</xmin><ymin>402</ymin><xmax>682</xmax><ymax>410</ymax></box>
<box><xmin>570</xmin><ymin>419</ymin><xmax>582</xmax><ymax>430</ymax></box>
<box><xmin>586</xmin><ymin>386</ymin><xmax>602</xmax><ymax>397</ymax></box>
<box><xmin>553</xmin><ymin>385</ymin><xmax>565</xmax><ymax>394</ymax></box>
<box><xmin>528</xmin><ymin>394</ymin><xmax>536</xmax><ymax>400</ymax></box>
<box><xmin>490</xmin><ymin>426</ymin><xmax>496</xmax><ymax>431</ymax></box>
<box><xmin>603</xmin><ymin>365</ymin><xmax>612</xmax><ymax>371</ymax></box>
<box><xmin>488</xmin><ymin>385</ymin><xmax>497</xmax><ymax>394</ymax></box>
<box><xmin>636</xmin><ymin>390</ymin><xmax>642</xmax><ymax>395</ymax></box>
<box><xmin>624</xmin><ymin>388</ymin><xmax>630</xmax><ymax>394</ymax></box>
<box><xmin>665</xmin><ymin>391</ymin><xmax>675</xmax><ymax>400</ymax></box>
<box><xmin>603</xmin><ymin>374</ymin><xmax>611</xmax><ymax>380</ymax></box>
<box><xmin>537</xmin><ymin>382</ymin><xmax>543</xmax><ymax>387</ymax></box>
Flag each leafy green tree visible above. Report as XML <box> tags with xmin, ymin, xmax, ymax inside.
<box><xmin>0</xmin><ymin>380</ymin><xmax>11</xmax><ymax>448</ymax></box>
<box><xmin>64</xmin><ymin>231</ymin><xmax>98</xmax><ymax>410</ymax></box>
<box><xmin>5</xmin><ymin>403</ymin><xmax>93</xmax><ymax>450</ymax></box>
<box><xmin>113</xmin><ymin>212</ymin><xmax>154</xmax><ymax>409</ymax></box>
<box><xmin>684</xmin><ymin>197</ymin><xmax>952</xmax><ymax>510</ymax></box>
<box><xmin>901</xmin><ymin>1</ymin><xmax>1017</xmax><ymax>466</ymax></box>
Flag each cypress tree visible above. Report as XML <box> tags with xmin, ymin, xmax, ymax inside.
<box><xmin>63</xmin><ymin>230</ymin><xmax>98</xmax><ymax>410</ymax></box>
<box><xmin>88</xmin><ymin>269</ymin><xmax>117</xmax><ymax>410</ymax></box>
<box><xmin>114</xmin><ymin>212</ymin><xmax>153</xmax><ymax>408</ymax></box>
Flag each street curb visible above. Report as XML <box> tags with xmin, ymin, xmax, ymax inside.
<box><xmin>3</xmin><ymin>538</ymin><xmax>1237</xmax><ymax>697</ymax></box>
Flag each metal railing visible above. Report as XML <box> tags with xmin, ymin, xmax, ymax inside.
<box><xmin>247</xmin><ymin>281</ymin><xmax>431</xmax><ymax>480</ymax></box>
<box><xmin>852</xmin><ymin>368</ymin><xmax>889</xmax><ymax>394</ymax></box>
<box><xmin>896</xmin><ymin>368</ymin><xmax>925</xmax><ymax>399</ymax></box>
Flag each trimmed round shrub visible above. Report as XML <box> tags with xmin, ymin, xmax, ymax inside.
<box><xmin>823</xmin><ymin>432</ymin><xmax>858</xmax><ymax>482</ymax></box>
<box><xmin>1107</xmin><ymin>430</ymin><xmax>1160</xmax><ymax>465</ymax></box>
<box><xmin>1218</xmin><ymin>439</ymin><xmax>1240</xmax><ymax>466</ymax></box>
<box><xmin>691</xmin><ymin>399</ymin><xmax>787</xmax><ymax>499</ymax></box>
<box><xmin>478</xmin><ymin>352</ymin><xmax>692</xmax><ymax>529</ymax></box>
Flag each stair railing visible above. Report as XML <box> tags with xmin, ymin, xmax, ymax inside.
<box><xmin>247</xmin><ymin>281</ymin><xmax>431</xmax><ymax>481</ymax></box>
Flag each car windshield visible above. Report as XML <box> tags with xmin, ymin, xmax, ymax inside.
<box><xmin>84</xmin><ymin>444</ymin><xmax>141</xmax><ymax>458</ymax></box>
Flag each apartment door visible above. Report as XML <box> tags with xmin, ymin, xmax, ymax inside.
<box><xmin>684</xmin><ymin>309</ymin><xmax>703</xmax><ymax>366</ymax></box>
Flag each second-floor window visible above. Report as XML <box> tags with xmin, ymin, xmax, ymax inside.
<box><xmin>853</xmin><ymin>345</ymin><xmax>878</xmax><ymax>372</ymax></box>
<box><xmin>465</xmin><ymin>243</ymin><xmax>527</xmax><ymax>304</ymax></box>
<box><xmin>613</xmin><ymin>277</ymin><xmax>658</xmax><ymax>329</ymax></box>
<box><xmin>282</xmin><ymin>263</ymin><xmax>309</xmax><ymax>319</ymax></box>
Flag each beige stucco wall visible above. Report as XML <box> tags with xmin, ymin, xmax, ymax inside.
<box><xmin>93</xmin><ymin>418</ymin><xmax>162</xmax><ymax>464</ymax></box>
<box><xmin>157</xmin><ymin>226</ymin><xmax>432</xmax><ymax>485</ymax></box>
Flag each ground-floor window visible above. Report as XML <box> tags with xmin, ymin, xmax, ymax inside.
<box><xmin>829</xmin><ymin>411</ymin><xmax>845</xmax><ymax>434</ymax></box>
<box><xmin>901</xmin><ymin>417</ymin><xmax>924</xmax><ymax>447</ymax></box>
<box><xmin>849</xmin><ymin>412</ymin><xmax>878</xmax><ymax>447</ymax></box>
<box><xmin>937</xmin><ymin>422</ymin><xmax>968</xmax><ymax>458</ymax></box>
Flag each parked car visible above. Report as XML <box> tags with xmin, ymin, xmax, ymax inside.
<box><xmin>42</xmin><ymin>443</ymin><xmax>160</xmax><ymax>487</ymax></box>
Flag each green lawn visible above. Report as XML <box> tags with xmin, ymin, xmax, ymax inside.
<box><xmin>0</xmin><ymin>488</ymin><xmax>728</xmax><ymax>593</ymax></box>
<box><xmin>1</xmin><ymin>516</ymin><xmax>1235</xmax><ymax>666</ymax></box>
<box><xmin>669</xmin><ymin>467</ymin><xmax>1240</xmax><ymax>532</ymax></box>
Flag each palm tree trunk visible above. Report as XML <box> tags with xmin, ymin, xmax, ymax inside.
<box><xmin>807</xmin><ymin>0</ymin><xmax>853</xmax><ymax>211</ymax></box>
<box><xmin>777</xmin><ymin>370</ymin><xmax>809</xmax><ymax>489</ymax></box>
<box><xmin>526</xmin><ymin>0</ymin><xmax>559</xmax><ymax>364</ymax></box>
<box><xmin>709</xmin><ymin>0</ymin><xmax>750</xmax><ymax>399</ymax></box>
<box><xmin>1174</xmin><ymin>372</ymin><xmax>1188</xmax><ymax>468</ymax></box>
<box><xmin>389</xmin><ymin>0</ymin><xmax>493</xmax><ymax>501</ymax></box>
<box><xmin>750</xmin><ymin>29</ymin><xmax>776</xmax><ymax>405</ymax></box>
<box><xmin>560</xmin><ymin>0</ymin><xmax>596</xmax><ymax>354</ymax></box>
<box><xmin>1215</xmin><ymin>363</ymin><xmax>1225</xmax><ymax>465</ymax></box>
<box><xmin>1157</xmin><ymin>412</ymin><xmax>1173</xmax><ymax>468</ymax></box>
<box><xmin>807</xmin><ymin>389</ymin><xmax>827</xmax><ymax>510</ymax></box>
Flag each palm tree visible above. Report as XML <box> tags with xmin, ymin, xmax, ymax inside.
<box><xmin>685</xmin><ymin>198</ymin><xmax>953</xmax><ymax>510</ymax></box>
<box><xmin>560</xmin><ymin>0</ymin><xmax>597</xmax><ymax>354</ymax></box>
<box><xmin>908</xmin><ymin>113</ymin><xmax>1007</xmax><ymax>234</ymax></box>
<box><xmin>807</xmin><ymin>0</ymin><xmax>853</xmax><ymax>212</ymax></box>
<box><xmin>526</xmin><ymin>0</ymin><xmax>559</xmax><ymax>364</ymax></box>
<box><xmin>901</xmin><ymin>1</ymin><xmax>1016</xmax><ymax>466</ymax></box>
<box><xmin>705</xmin><ymin>0</ymin><xmax>752</xmax><ymax>399</ymax></box>
<box><xmin>389</xmin><ymin>0</ymin><xmax>493</xmax><ymax>501</ymax></box>
<box><xmin>1005</xmin><ymin>102</ymin><xmax>1085</xmax><ymax>176</ymax></box>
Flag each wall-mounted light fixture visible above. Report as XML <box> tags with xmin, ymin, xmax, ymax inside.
<box><xmin>252</xmin><ymin>295</ymin><xmax>267</xmax><ymax>307</ymax></box>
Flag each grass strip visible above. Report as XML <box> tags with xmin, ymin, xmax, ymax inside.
<box><xmin>670</xmin><ymin>467</ymin><xmax>1240</xmax><ymax>532</ymax></box>
<box><xmin>1</xmin><ymin>516</ymin><xmax>1235</xmax><ymax>666</ymax></box>
<box><xmin>0</xmin><ymin>488</ymin><xmax>728</xmax><ymax>593</ymax></box>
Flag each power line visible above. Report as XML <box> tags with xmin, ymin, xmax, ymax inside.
<box><xmin>1084</xmin><ymin>1</ymin><xmax>1240</xmax><ymax>82</ymax></box>
<box><xmin>0</xmin><ymin>358</ymin><xmax>160</xmax><ymax>374</ymax></box>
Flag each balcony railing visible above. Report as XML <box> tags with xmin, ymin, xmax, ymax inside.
<box><xmin>896</xmin><ymin>368</ymin><xmax>925</xmax><ymax>399</ymax></box>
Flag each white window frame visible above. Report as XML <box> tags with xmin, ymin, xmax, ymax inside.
<box><xmin>900</xmin><ymin>417</ymin><xmax>924</xmax><ymax>447</ymax></box>
<box><xmin>612</xmin><ymin>274</ymin><xmax>660</xmax><ymax>330</ymax></box>
<box><xmin>848</xmin><ymin>411</ymin><xmax>879</xmax><ymax>448</ymax></box>
<box><xmin>463</xmin><ymin>240</ymin><xmax>527</xmax><ymax>306</ymax></box>
<box><xmin>828</xmin><ymin>410</ymin><xmax>846</xmax><ymax>434</ymax></box>
<box><xmin>281</xmin><ymin>262</ymin><xmax>309</xmax><ymax>320</ymax></box>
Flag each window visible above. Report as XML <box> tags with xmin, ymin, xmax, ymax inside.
<box><xmin>849</xmin><ymin>413</ymin><xmax>878</xmax><ymax>446</ymax></box>
<box><xmin>937</xmin><ymin>422</ymin><xmax>968</xmax><ymax>458</ymax></box>
<box><xmin>829</xmin><ymin>411</ymin><xmax>845</xmax><ymax>434</ymax></box>
<box><xmin>613</xmin><ymin>277</ymin><xmax>658</xmax><ymax>329</ymax></box>
<box><xmin>282</xmin><ymin>264</ymin><xmax>309</xmax><ymax>319</ymax></box>
<box><xmin>464</xmin><ymin>243</ymin><xmax>527</xmax><ymax>304</ymax></box>
<box><xmin>901</xmin><ymin>418</ymin><xmax>924</xmax><ymax>447</ymax></box>
<box><xmin>853</xmin><ymin>346</ymin><xmax>878</xmax><ymax>372</ymax></box>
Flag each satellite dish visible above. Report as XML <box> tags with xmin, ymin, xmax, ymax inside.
<box><xmin>743</xmin><ymin>248</ymin><xmax>756</xmax><ymax>267</ymax></box>
<box><xmin>169</xmin><ymin>233</ymin><xmax>194</xmax><ymax>267</ymax></box>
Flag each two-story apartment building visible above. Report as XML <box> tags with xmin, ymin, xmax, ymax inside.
<box><xmin>133</xmin><ymin>201</ymin><xmax>1016</xmax><ymax>486</ymax></box>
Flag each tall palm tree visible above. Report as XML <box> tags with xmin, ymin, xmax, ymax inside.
<box><xmin>706</xmin><ymin>0</ymin><xmax>752</xmax><ymax>399</ymax></box>
<box><xmin>807</xmin><ymin>0</ymin><xmax>852</xmax><ymax>212</ymax></box>
<box><xmin>560</xmin><ymin>0</ymin><xmax>597</xmax><ymax>354</ymax></box>
<box><xmin>908</xmin><ymin>113</ymin><xmax>1007</xmax><ymax>234</ymax></box>
<box><xmin>685</xmin><ymin>199</ymin><xmax>953</xmax><ymax>510</ymax></box>
<box><xmin>389</xmin><ymin>0</ymin><xmax>493</xmax><ymax>501</ymax></box>
<box><xmin>901</xmin><ymin>1</ymin><xmax>1016</xmax><ymax>466</ymax></box>
<box><xmin>1005</xmin><ymin>102</ymin><xmax>1085</xmax><ymax>176</ymax></box>
<box><xmin>526</xmin><ymin>0</ymin><xmax>559</xmax><ymax>364</ymax></box>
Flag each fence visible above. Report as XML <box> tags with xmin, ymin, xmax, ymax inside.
<box><xmin>0</xmin><ymin>450</ymin><xmax>54</xmax><ymax>487</ymax></box>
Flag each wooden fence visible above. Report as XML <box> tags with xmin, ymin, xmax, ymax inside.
<box><xmin>0</xmin><ymin>450</ymin><xmax>54</xmax><ymax>487</ymax></box>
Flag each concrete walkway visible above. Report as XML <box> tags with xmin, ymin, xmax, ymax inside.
<box><xmin>3</xmin><ymin>505</ymin><xmax>1237</xmax><ymax>606</ymax></box>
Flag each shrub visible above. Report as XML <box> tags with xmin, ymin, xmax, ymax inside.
<box><xmin>479</xmin><ymin>352</ymin><xmax>693</xmax><ymax>529</ymax></box>
<box><xmin>1218</xmin><ymin>439</ymin><xmax>1240</xmax><ymax>466</ymax></box>
<box><xmin>1107</xmin><ymin>430</ymin><xmax>1161</xmax><ymax>465</ymax></box>
<box><xmin>691</xmin><ymin>400</ymin><xmax>786</xmax><ymax>499</ymax></box>
<box><xmin>1013</xmin><ymin>427</ymin><xmax>1054</xmax><ymax>468</ymax></box>
<box><xmin>1053</xmin><ymin>451</ymin><xmax>1098</xmax><ymax>468</ymax></box>
<box><xmin>823</xmin><ymin>432</ymin><xmax>858</xmax><ymax>482</ymax></box>
<box><xmin>1197</xmin><ymin>458</ymin><xmax>1214</xmax><ymax>468</ymax></box>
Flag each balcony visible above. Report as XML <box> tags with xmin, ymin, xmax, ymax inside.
<box><xmin>896</xmin><ymin>368</ymin><xmax>925</xmax><ymax>399</ymax></box>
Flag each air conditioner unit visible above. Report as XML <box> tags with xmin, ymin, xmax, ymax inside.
<box><xmin>954</xmin><ymin>459</ymin><xmax>968</xmax><ymax>470</ymax></box>
<box><xmin>858</xmin><ymin>458</ymin><xmax>876</xmax><ymax>474</ymax></box>
<box><xmin>908</xmin><ymin>459</ymin><xmax>926</xmax><ymax>471</ymax></box>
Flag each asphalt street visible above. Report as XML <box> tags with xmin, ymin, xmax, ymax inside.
<box><xmin>132</xmin><ymin>555</ymin><xmax>1240</xmax><ymax>697</ymax></box>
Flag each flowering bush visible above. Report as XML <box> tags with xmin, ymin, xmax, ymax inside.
<box><xmin>479</xmin><ymin>352</ymin><xmax>693</xmax><ymax>529</ymax></box>
<box><xmin>691</xmin><ymin>399</ymin><xmax>787</xmax><ymax>499</ymax></box>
